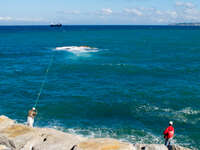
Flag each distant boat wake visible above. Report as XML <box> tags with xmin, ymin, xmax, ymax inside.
<box><xmin>55</xmin><ymin>46</ymin><xmax>99</xmax><ymax>54</ymax></box>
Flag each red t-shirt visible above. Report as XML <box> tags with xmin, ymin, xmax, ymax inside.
<box><xmin>163</xmin><ymin>126</ymin><xmax>174</xmax><ymax>139</ymax></box>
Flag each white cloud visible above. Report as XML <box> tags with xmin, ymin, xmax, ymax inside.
<box><xmin>0</xmin><ymin>16</ymin><xmax>12</xmax><ymax>21</ymax></box>
<box><xmin>174</xmin><ymin>1</ymin><xmax>200</xmax><ymax>22</ymax></box>
<box><xmin>183</xmin><ymin>9</ymin><xmax>200</xmax><ymax>21</ymax></box>
<box><xmin>1</xmin><ymin>1</ymin><xmax>199</xmax><ymax>25</ymax></box>
<box><xmin>184</xmin><ymin>8</ymin><xmax>199</xmax><ymax>15</ymax></box>
<box><xmin>175</xmin><ymin>2</ymin><xmax>195</xmax><ymax>8</ymax></box>
<box><xmin>16</xmin><ymin>18</ymin><xmax>44</xmax><ymax>22</ymax></box>
<box><xmin>155</xmin><ymin>10</ymin><xmax>163</xmax><ymax>15</ymax></box>
<box><xmin>0</xmin><ymin>16</ymin><xmax>45</xmax><ymax>22</ymax></box>
<box><xmin>57</xmin><ymin>10</ymin><xmax>80</xmax><ymax>15</ymax></box>
<box><xmin>166</xmin><ymin>11</ymin><xmax>178</xmax><ymax>18</ymax></box>
<box><xmin>157</xmin><ymin>18</ymin><xmax>165</xmax><ymax>23</ymax></box>
<box><xmin>149</xmin><ymin>1</ymin><xmax>200</xmax><ymax>23</ymax></box>
<box><xmin>101</xmin><ymin>8</ymin><xmax>113</xmax><ymax>15</ymax></box>
<box><xmin>124</xmin><ymin>8</ymin><xmax>143</xmax><ymax>16</ymax></box>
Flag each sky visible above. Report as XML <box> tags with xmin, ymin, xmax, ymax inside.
<box><xmin>0</xmin><ymin>0</ymin><xmax>200</xmax><ymax>25</ymax></box>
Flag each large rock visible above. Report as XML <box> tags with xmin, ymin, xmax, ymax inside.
<box><xmin>76</xmin><ymin>138</ymin><xmax>133</xmax><ymax>150</ymax></box>
<box><xmin>0</xmin><ymin>116</ymin><xmax>192</xmax><ymax>150</ymax></box>
<box><xmin>170</xmin><ymin>145</ymin><xmax>191</xmax><ymax>150</ymax></box>
<box><xmin>0</xmin><ymin>135</ymin><xmax>15</xmax><ymax>150</ymax></box>
<box><xmin>25</xmin><ymin>128</ymin><xmax>84</xmax><ymax>150</ymax></box>
<box><xmin>0</xmin><ymin>144</ymin><xmax>11</xmax><ymax>150</ymax></box>
<box><xmin>0</xmin><ymin>116</ymin><xmax>15</xmax><ymax>131</ymax></box>
<box><xmin>0</xmin><ymin>116</ymin><xmax>83</xmax><ymax>150</ymax></box>
<box><xmin>133</xmin><ymin>144</ymin><xmax>168</xmax><ymax>150</ymax></box>
<box><xmin>131</xmin><ymin>144</ymin><xmax>192</xmax><ymax>150</ymax></box>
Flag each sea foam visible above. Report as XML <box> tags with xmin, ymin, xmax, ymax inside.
<box><xmin>55</xmin><ymin>46</ymin><xmax>99</xmax><ymax>54</ymax></box>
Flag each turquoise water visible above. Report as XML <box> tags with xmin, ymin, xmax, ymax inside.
<box><xmin>0</xmin><ymin>26</ymin><xmax>200</xmax><ymax>149</ymax></box>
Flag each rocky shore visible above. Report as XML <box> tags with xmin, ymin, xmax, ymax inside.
<box><xmin>0</xmin><ymin>115</ymin><xmax>191</xmax><ymax>150</ymax></box>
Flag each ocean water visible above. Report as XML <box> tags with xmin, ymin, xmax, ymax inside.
<box><xmin>0</xmin><ymin>25</ymin><xmax>200</xmax><ymax>149</ymax></box>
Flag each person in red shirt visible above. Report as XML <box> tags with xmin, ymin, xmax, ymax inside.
<box><xmin>163</xmin><ymin>121</ymin><xmax>174</xmax><ymax>147</ymax></box>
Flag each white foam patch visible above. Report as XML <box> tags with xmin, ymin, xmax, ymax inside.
<box><xmin>153</xmin><ymin>106</ymin><xmax>200</xmax><ymax>125</ymax></box>
<box><xmin>65</xmin><ymin>128</ymin><xmax>163</xmax><ymax>145</ymax></box>
<box><xmin>127</xmin><ymin>130</ymin><xmax>163</xmax><ymax>144</ymax></box>
<box><xmin>55</xmin><ymin>46</ymin><xmax>99</xmax><ymax>54</ymax></box>
<box><xmin>178</xmin><ymin>107</ymin><xmax>200</xmax><ymax>115</ymax></box>
<box><xmin>169</xmin><ymin>107</ymin><xmax>200</xmax><ymax>124</ymax></box>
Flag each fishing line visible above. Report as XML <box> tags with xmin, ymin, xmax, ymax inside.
<box><xmin>34</xmin><ymin>54</ymin><xmax>54</xmax><ymax>108</ymax></box>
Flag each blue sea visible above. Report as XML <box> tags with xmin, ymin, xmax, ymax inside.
<box><xmin>0</xmin><ymin>25</ymin><xmax>200</xmax><ymax>149</ymax></box>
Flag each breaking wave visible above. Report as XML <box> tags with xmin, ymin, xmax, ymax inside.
<box><xmin>55</xmin><ymin>46</ymin><xmax>99</xmax><ymax>54</ymax></box>
<box><xmin>52</xmin><ymin>126</ymin><xmax>163</xmax><ymax>144</ymax></box>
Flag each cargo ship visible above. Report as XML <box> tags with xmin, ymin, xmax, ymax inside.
<box><xmin>50</xmin><ymin>24</ymin><xmax>62</xmax><ymax>27</ymax></box>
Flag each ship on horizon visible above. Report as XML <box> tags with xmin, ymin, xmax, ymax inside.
<box><xmin>50</xmin><ymin>23</ymin><xmax>62</xmax><ymax>27</ymax></box>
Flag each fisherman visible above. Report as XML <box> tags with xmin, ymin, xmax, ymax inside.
<box><xmin>27</xmin><ymin>107</ymin><xmax>37</xmax><ymax>127</ymax></box>
<box><xmin>163</xmin><ymin>121</ymin><xmax>174</xmax><ymax>147</ymax></box>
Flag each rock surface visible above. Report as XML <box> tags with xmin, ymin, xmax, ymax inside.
<box><xmin>0</xmin><ymin>115</ymin><xmax>192</xmax><ymax>150</ymax></box>
<box><xmin>133</xmin><ymin>144</ymin><xmax>191</xmax><ymax>150</ymax></box>
<box><xmin>76</xmin><ymin>138</ymin><xmax>133</xmax><ymax>150</ymax></box>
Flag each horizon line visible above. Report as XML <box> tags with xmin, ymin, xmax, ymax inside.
<box><xmin>0</xmin><ymin>24</ymin><xmax>175</xmax><ymax>26</ymax></box>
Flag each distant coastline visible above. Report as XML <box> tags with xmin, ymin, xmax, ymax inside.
<box><xmin>169</xmin><ymin>23</ymin><xmax>200</xmax><ymax>26</ymax></box>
